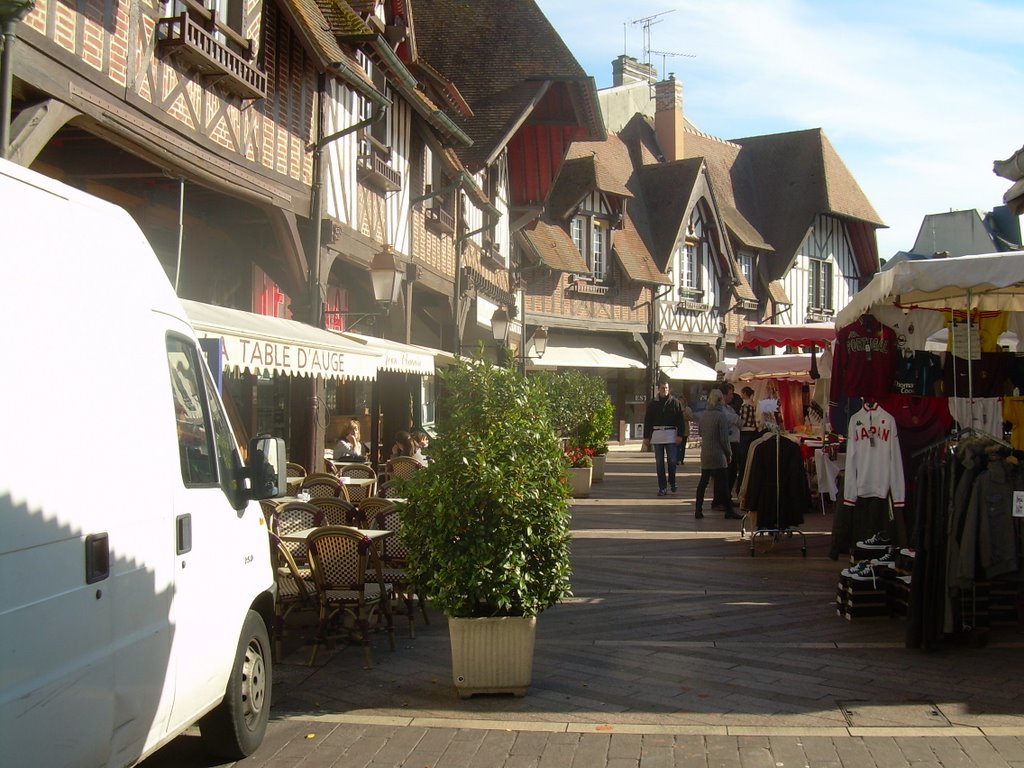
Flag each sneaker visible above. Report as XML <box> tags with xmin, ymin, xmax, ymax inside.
<box><xmin>841</xmin><ymin>560</ymin><xmax>873</xmax><ymax>578</ymax></box>
<box><xmin>862</xmin><ymin>532</ymin><xmax>892</xmax><ymax>547</ymax></box>
<box><xmin>870</xmin><ymin>548</ymin><xmax>897</xmax><ymax>567</ymax></box>
<box><xmin>657</xmin><ymin>488</ymin><xmax>668</xmax><ymax>497</ymax></box>
<box><xmin>695</xmin><ymin>509</ymin><xmax>704</xmax><ymax>519</ymax></box>
<box><xmin>670</xmin><ymin>485</ymin><xmax>678</xmax><ymax>493</ymax></box>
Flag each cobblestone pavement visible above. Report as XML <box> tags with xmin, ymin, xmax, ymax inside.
<box><xmin>143</xmin><ymin>450</ymin><xmax>1024</xmax><ymax>767</ymax></box>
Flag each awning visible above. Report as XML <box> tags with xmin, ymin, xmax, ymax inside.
<box><xmin>728</xmin><ymin>353</ymin><xmax>828</xmax><ymax>383</ymax></box>
<box><xmin>527</xmin><ymin>333</ymin><xmax>646</xmax><ymax>369</ymax></box>
<box><xmin>658</xmin><ymin>355</ymin><xmax>718</xmax><ymax>381</ymax></box>
<box><xmin>737</xmin><ymin>321</ymin><xmax>835</xmax><ymax>349</ymax></box>
<box><xmin>183</xmin><ymin>300</ymin><xmax>381</xmax><ymax>381</ymax></box>
<box><xmin>335</xmin><ymin>331</ymin><xmax>455</xmax><ymax>375</ymax></box>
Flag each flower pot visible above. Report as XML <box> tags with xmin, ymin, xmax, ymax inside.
<box><xmin>567</xmin><ymin>465</ymin><xmax>592</xmax><ymax>497</ymax></box>
<box><xmin>591</xmin><ymin>453</ymin><xmax>607</xmax><ymax>483</ymax></box>
<box><xmin>448</xmin><ymin>615</ymin><xmax>537</xmax><ymax>698</ymax></box>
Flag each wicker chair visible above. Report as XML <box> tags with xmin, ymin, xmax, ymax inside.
<box><xmin>375</xmin><ymin>478</ymin><xmax>404</xmax><ymax>499</ymax></box>
<box><xmin>273</xmin><ymin>501</ymin><xmax>323</xmax><ymax>566</ymax></box>
<box><xmin>337</xmin><ymin>464</ymin><xmax>377</xmax><ymax>503</ymax></box>
<box><xmin>299</xmin><ymin>473</ymin><xmax>344</xmax><ymax>500</ymax></box>
<box><xmin>362</xmin><ymin>501</ymin><xmax>428</xmax><ymax>636</ymax></box>
<box><xmin>386</xmin><ymin>455</ymin><xmax>423</xmax><ymax>482</ymax></box>
<box><xmin>309</xmin><ymin>496</ymin><xmax>362</xmax><ymax>527</ymax></box>
<box><xmin>306</xmin><ymin>526</ymin><xmax>395</xmax><ymax>667</ymax></box>
<box><xmin>286</xmin><ymin>462</ymin><xmax>307</xmax><ymax>478</ymax></box>
<box><xmin>271</xmin><ymin>533</ymin><xmax>317</xmax><ymax>660</ymax></box>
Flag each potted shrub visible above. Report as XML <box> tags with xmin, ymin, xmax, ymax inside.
<box><xmin>401</xmin><ymin>357</ymin><xmax>572</xmax><ymax>698</ymax></box>
<box><xmin>564</xmin><ymin>445</ymin><xmax>594</xmax><ymax>497</ymax></box>
<box><xmin>535</xmin><ymin>370</ymin><xmax>615</xmax><ymax>483</ymax></box>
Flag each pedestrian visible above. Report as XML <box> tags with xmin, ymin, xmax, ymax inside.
<box><xmin>734</xmin><ymin>386</ymin><xmax>758</xmax><ymax>493</ymax></box>
<box><xmin>642</xmin><ymin>380</ymin><xmax>687</xmax><ymax>496</ymax></box>
<box><xmin>713</xmin><ymin>382</ymin><xmax>741</xmax><ymax>509</ymax></box>
<box><xmin>695</xmin><ymin>388</ymin><xmax>741</xmax><ymax>520</ymax></box>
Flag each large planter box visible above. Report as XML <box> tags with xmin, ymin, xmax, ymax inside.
<box><xmin>448</xmin><ymin>615</ymin><xmax>537</xmax><ymax>698</ymax></box>
<box><xmin>567</xmin><ymin>465</ymin><xmax>592</xmax><ymax>497</ymax></box>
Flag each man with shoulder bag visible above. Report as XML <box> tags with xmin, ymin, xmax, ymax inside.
<box><xmin>642</xmin><ymin>380</ymin><xmax>687</xmax><ymax>496</ymax></box>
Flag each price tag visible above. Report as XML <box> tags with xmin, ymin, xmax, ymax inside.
<box><xmin>1013</xmin><ymin>491</ymin><xmax>1024</xmax><ymax>518</ymax></box>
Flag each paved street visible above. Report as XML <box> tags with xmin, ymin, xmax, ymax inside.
<box><xmin>143</xmin><ymin>450</ymin><xmax>1024</xmax><ymax>767</ymax></box>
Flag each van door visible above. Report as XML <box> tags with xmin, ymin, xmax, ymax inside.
<box><xmin>163</xmin><ymin>335</ymin><xmax>269</xmax><ymax>732</ymax></box>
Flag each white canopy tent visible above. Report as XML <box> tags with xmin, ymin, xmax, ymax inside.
<box><xmin>835</xmin><ymin>251</ymin><xmax>1024</xmax><ymax>327</ymax></box>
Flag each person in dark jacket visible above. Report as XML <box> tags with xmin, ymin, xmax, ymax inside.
<box><xmin>642</xmin><ymin>380</ymin><xmax>688</xmax><ymax>496</ymax></box>
<box><xmin>695</xmin><ymin>388</ymin><xmax>740</xmax><ymax>520</ymax></box>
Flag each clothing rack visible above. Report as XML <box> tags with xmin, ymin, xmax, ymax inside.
<box><xmin>746</xmin><ymin>421</ymin><xmax>808</xmax><ymax>557</ymax></box>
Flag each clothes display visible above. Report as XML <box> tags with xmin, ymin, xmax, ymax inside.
<box><xmin>829</xmin><ymin>314</ymin><xmax>899</xmax><ymax>408</ymax></box>
<box><xmin>742</xmin><ymin>433</ymin><xmax>811</xmax><ymax>530</ymax></box>
<box><xmin>842</xmin><ymin>402</ymin><xmax>905</xmax><ymax>510</ymax></box>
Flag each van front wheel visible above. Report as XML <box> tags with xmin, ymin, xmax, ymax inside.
<box><xmin>200</xmin><ymin>610</ymin><xmax>272</xmax><ymax>759</ymax></box>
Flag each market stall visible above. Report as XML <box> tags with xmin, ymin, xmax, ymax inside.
<box><xmin>830</xmin><ymin>251</ymin><xmax>1024</xmax><ymax>644</ymax></box>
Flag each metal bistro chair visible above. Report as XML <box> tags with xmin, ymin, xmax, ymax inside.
<box><xmin>375</xmin><ymin>478</ymin><xmax>404</xmax><ymax>499</ymax></box>
<box><xmin>300</xmin><ymin>473</ymin><xmax>344</xmax><ymax>500</ymax></box>
<box><xmin>363</xmin><ymin>500</ymin><xmax>428</xmax><ymax>637</ymax></box>
<box><xmin>273</xmin><ymin>501</ymin><xmax>323</xmax><ymax>568</ymax></box>
<box><xmin>309</xmin><ymin>496</ymin><xmax>362</xmax><ymax>527</ymax></box>
<box><xmin>306</xmin><ymin>526</ymin><xmax>395</xmax><ymax>667</ymax></box>
<box><xmin>270</xmin><ymin>533</ymin><xmax>317</xmax><ymax>661</ymax></box>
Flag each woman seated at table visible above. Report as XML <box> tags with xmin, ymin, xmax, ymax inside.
<box><xmin>390</xmin><ymin>430</ymin><xmax>427</xmax><ymax>467</ymax></box>
<box><xmin>333</xmin><ymin>418</ymin><xmax>368</xmax><ymax>463</ymax></box>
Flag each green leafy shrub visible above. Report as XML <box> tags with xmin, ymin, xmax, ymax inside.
<box><xmin>402</xmin><ymin>357</ymin><xmax>572</xmax><ymax>618</ymax></box>
<box><xmin>533</xmin><ymin>370</ymin><xmax>614</xmax><ymax>455</ymax></box>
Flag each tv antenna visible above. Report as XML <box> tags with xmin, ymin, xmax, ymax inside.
<box><xmin>649</xmin><ymin>49</ymin><xmax>696</xmax><ymax>78</ymax></box>
<box><xmin>630</xmin><ymin>9</ymin><xmax>671</xmax><ymax>78</ymax></box>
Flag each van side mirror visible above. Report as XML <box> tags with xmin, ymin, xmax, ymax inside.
<box><xmin>247</xmin><ymin>435</ymin><xmax>286</xmax><ymax>500</ymax></box>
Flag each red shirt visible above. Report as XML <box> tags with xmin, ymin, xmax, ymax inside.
<box><xmin>830</xmin><ymin>314</ymin><xmax>898</xmax><ymax>406</ymax></box>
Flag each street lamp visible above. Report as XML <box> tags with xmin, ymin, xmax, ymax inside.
<box><xmin>530</xmin><ymin>326</ymin><xmax>548</xmax><ymax>358</ymax></box>
<box><xmin>370</xmin><ymin>245</ymin><xmax>403</xmax><ymax>309</ymax></box>
<box><xmin>666</xmin><ymin>340</ymin><xmax>684</xmax><ymax>366</ymax></box>
<box><xmin>322</xmin><ymin>245</ymin><xmax>405</xmax><ymax>333</ymax></box>
<box><xmin>490</xmin><ymin>306</ymin><xmax>509</xmax><ymax>344</ymax></box>
<box><xmin>0</xmin><ymin>0</ymin><xmax>34</xmax><ymax>159</ymax></box>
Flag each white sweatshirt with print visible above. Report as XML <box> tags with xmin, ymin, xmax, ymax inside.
<box><xmin>843</xmin><ymin>403</ymin><xmax>906</xmax><ymax>508</ymax></box>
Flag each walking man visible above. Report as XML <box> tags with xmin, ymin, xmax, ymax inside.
<box><xmin>695</xmin><ymin>388</ymin><xmax>741</xmax><ymax>520</ymax></box>
<box><xmin>642</xmin><ymin>380</ymin><xmax>687</xmax><ymax>496</ymax></box>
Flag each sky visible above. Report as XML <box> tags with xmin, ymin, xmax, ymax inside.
<box><xmin>534</xmin><ymin>0</ymin><xmax>1024</xmax><ymax>260</ymax></box>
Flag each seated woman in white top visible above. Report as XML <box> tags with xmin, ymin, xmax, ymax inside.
<box><xmin>333</xmin><ymin>418</ymin><xmax>366</xmax><ymax>462</ymax></box>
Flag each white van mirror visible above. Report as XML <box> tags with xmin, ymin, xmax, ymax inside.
<box><xmin>248</xmin><ymin>436</ymin><xmax>286</xmax><ymax>500</ymax></box>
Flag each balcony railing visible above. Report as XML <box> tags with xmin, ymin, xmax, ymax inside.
<box><xmin>156</xmin><ymin>13</ymin><xmax>266</xmax><ymax>99</ymax></box>
<box><xmin>424</xmin><ymin>200</ymin><xmax>455</xmax><ymax>235</ymax></box>
<box><xmin>357</xmin><ymin>137</ymin><xmax>402</xmax><ymax>192</ymax></box>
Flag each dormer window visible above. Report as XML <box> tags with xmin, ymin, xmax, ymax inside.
<box><xmin>570</xmin><ymin>213</ymin><xmax>609</xmax><ymax>281</ymax></box>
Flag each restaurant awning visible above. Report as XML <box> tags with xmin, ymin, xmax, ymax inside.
<box><xmin>658</xmin><ymin>355</ymin><xmax>718</xmax><ymax>382</ymax></box>
<box><xmin>528</xmin><ymin>333</ymin><xmax>646</xmax><ymax>369</ymax></box>
<box><xmin>334</xmin><ymin>331</ymin><xmax>457</xmax><ymax>375</ymax></box>
<box><xmin>182</xmin><ymin>300</ymin><xmax>381</xmax><ymax>381</ymax></box>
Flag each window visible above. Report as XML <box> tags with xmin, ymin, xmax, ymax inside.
<box><xmin>168</xmin><ymin>335</ymin><xmax>241</xmax><ymax>494</ymax></box>
<box><xmin>808</xmin><ymin>257</ymin><xmax>833</xmax><ymax>310</ymax></box>
<box><xmin>681</xmin><ymin>243</ymin><xmax>701</xmax><ymax>291</ymax></box>
<box><xmin>570</xmin><ymin>214</ymin><xmax>609</xmax><ymax>281</ymax></box>
<box><xmin>738</xmin><ymin>252</ymin><xmax>754</xmax><ymax>286</ymax></box>
<box><xmin>591</xmin><ymin>220</ymin><xmax>607</xmax><ymax>280</ymax></box>
<box><xmin>570</xmin><ymin>216</ymin><xmax>584</xmax><ymax>255</ymax></box>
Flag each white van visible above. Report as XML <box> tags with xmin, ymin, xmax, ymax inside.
<box><xmin>0</xmin><ymin>158</ymin><xmax>286</xmax><ymax>766</ymax></box>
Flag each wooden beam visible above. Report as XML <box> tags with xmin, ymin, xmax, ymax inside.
<box><xmin>267</xmin><ymin>208</ymin><xmax>309</xmax><ymax>297</ymax></box>
<box><xmin>8</xmin><ymin>100</ymin><xmax>81</xmax><ymax>167</ymax></box>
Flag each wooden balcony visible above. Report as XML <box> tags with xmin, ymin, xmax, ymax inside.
<box><xmin>656</xmin><ymin>297</ymin><xmax>720</xmax><ymax>342</ymax></box>
<box><xmin>357</xmin><ymin>142</ymin><xmax>402</xmax><ymax>192</ymax></box>
<box><xmin>424</xmin><ymin>200</ymin><xmax>455</xmax><ymax>235</ymax></box>
<box><xmin>155</xmin><ymin>13</ymin><xmax>266</xmax><ymax>100</ymax></box>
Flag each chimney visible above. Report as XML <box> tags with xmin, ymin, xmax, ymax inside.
<box><xmin>612</xmin><ymin>54</ymin><xmax>657</xmax><ymax>87</ymax></box>
<box><xmin>654</xmin><ymin>75</ymin><xmax>684</xmax><ymax>162</ymax></box>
